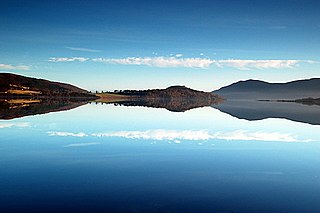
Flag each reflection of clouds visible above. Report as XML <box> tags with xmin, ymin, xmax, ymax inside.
<box><xmin>94</xmin><ymin>129</ymin><xmax>305</xmax><ymax>142</ymax></box>
<box><xmin>64</xmin><ymin>142</ymin><xmax>100</xmax><ymax>147</ymax></box>
<box><xmin>48</xmin><ymin>130</ymin><xmax>309</xmax><ymax>142</ymax></box>
<box><xmin>0</xmin><ymin>122</ymin><xmax>30</xmax><ymax>129</ymax></box>
<box><xmin>0</xmin><ymin>63</ymin><xmax>30</xmax><ymax>70</ymax></box>
<box><xmin>92</xmin><ymin>130</ymin><xmax>212</xmax><ymax>140</ymax></box>
<box><xmin>48</xmin><ymin>131</ymin><xmax>88</xmax><ymax>137</ymax></box>
<box><xmin>212</xmin><ymin>130</ymin><xmax>300</xmax><ymax>142</ymax></box>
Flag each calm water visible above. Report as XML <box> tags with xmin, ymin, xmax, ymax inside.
<box><xmin>1</xmin><ymin>103</ymin><xmax>320</xmax><ymax>212</ymax></box>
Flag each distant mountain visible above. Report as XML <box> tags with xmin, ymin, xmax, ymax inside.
<box><xmin>0</xmin><ymin>73</ymin><xmax>97</xmax><ymax>98</ymax></box>
<box><xmin>213</xmin><ymin>78</ymin><xmax>320</xmax><ymax>100</ymax></box>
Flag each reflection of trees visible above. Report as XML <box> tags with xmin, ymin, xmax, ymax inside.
<box><xmin>0</xmin><ymin>98</ymin><xmax>89</xmax><ymax>120</ymax></box>
<box><xmin>112</xmin><ymin>98</ymin><xmax>220</xmax><ymax>112</ymax></box>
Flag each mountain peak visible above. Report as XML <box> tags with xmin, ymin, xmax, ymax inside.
<box><xmin>213</xmin><ymin>78</ymin><xmax>320</xmax><ymax>100</ymax></box>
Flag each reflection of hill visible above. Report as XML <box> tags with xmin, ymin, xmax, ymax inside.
<box><xmin>0</xmin><ymin>98</ymin><xmax>88</xmax><ymax>120</ymax></box>
<box><xmin>295</xmin><ymin>97</ymin><xmax>320</xmax><ymax>106</ymax></box>
<box><xmin>212</xmin><ymin>100</ymin><xmax>320</xmax><ymax>125</ymax></box>
<box><xmin>101</xmin><ymin>86</ymin><xmax>223</xmax><ymax>112</ymax></box>
<box><xmin>114</xmin><ymin>97</ymin><xmax>222</xmax><ymax>112</ymax></box>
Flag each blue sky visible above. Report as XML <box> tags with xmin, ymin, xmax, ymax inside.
<box><xmin>0</xmin><ymin>0</ymin><xmax>320</xmax><ymax>91</ymax></box>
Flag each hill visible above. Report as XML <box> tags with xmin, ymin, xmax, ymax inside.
<box><xmin>213</xmin><ymin>78</ymin><xmax>320</xmax><ymax>100</ymax></box>
<box><xmin>118</xmin><ymin>85</ymin><xmax>221</xmax><ymax>100</ymax></box>
<box><xmin>0</xmin><ymin>73</ymin><xmax>97</xmax><ymax>98</ymax></box>
<box><xmin>99</xmin><ymin>86</ymin><xmax>224</xmax><ymax>112</ymax></box>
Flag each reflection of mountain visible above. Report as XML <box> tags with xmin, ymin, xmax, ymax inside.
<box><xmin>212</xmin><ymin>100</ymin><xmax>320</xmax><ymax>125</ymax></box>
<box><xmin>294</xmin><ymin>97</ymin><xmax>320</xmax><ymax>106</ymax></box>
<box><xmin>101</xmin><ymin>86</ymin><xmax>223</xmax><ymax>112</ymax></box>
<box><xmin>214</xmin><ymin>78</ymin><xmax>320</xmax><ymax>100</ymax></box>
<box><xmin>0</xmin><ymin>99</ymin><xmax>88</xmax><ymax>120</ymax></box>
<box><xmin>113</xmin><ymin>98</ymin><xmax>221</xmax><ymax>112</ymax></box>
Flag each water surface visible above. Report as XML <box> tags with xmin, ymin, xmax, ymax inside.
<box><xmin>1</xmin><ymin>103</ymin><xmax>320</xmax><ymax>212</ymax></box>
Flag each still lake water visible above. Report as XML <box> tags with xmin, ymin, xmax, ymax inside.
<box><xmin>1</xmin><ymin>103</ymin><xmax>320</xmax><ymax>212</ymax></box>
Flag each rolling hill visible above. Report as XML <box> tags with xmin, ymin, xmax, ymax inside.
<box><xmin>0</xmin><ymin>73</ymin><xmax>97</xmax><ymax>98</ymax></box>
<box><xmin>98</xmin><ymin>86</ymin><xmax>224</xmax><ymax>112</ymax></box>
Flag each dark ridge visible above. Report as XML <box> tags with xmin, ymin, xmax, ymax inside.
<box><xmin>0</xmin><ymin>73</ymin><xmax>97</xmax><ymax>99</ymax></box>
<box><xmin>115</xmin><ymin>85</ymin><xmax>221</xmax><ymax>99</ymax></box>
<box><xmin>213</xmin><ymin>78</ymin><xmax>320</xmax><ymax>100</ymax></box>
<box><xmin>215</xmin><ymin>79</ymin><xmax>271</xmax><ymax>92</ymax></box>
<box><xmin>215</xmin><ymin>78</ymin><xmax>320</xmax><ymax>92</ymax></box>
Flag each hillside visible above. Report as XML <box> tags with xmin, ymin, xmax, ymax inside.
<box><xmin>116</xmin><ymin>86</ymin><xmax>222</xmax><ymax>100</ymax></box>
<box><xmin>0</xmin><ymin>73</ymin><xmax>97</xmax><ymax>98</ymax></box>
<box><xmin>213</xmin><ymin>78</ymin><xmax>320</xmax><ymax>100</ymax></box>
<box><xmin>101</xmin><ymin>86</ymin><xmax>224</xmax><ymax>112</ymax></box>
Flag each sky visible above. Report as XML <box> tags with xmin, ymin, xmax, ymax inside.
<box><xmin>0</xmin><ymin>0</ymin><xmax>320</xmax><ymax>91</ymax></box>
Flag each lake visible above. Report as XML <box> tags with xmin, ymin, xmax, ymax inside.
<box><xmin>1</xmin><ymin>102</ymin><xmax>320</xmax><ymax>212</ymax></box>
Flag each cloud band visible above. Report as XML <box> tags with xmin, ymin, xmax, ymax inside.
<box><xmin>48</xmin><ymin>56</ymin><xmax>314</xmax><ymax>69</ymax></box>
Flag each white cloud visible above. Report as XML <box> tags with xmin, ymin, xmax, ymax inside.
<box><xmin>47</xmin><ymin>129</ymin><xmax>310</xmax><ymax>143</ymax></box>
<box><xmin>48</xmin><ymin>56</ymin><xmax>316</xmax><ymax>70</ymax></box>
<box><xmin>92</xmin><ymin>129</ymin><xmax>304</xmax><ymax>143</ymax></box>
<box><xmin>48</xmin><ymin>131</ymin><xmax>88</xmax><ymax>137</ymax></box>
<box><xmin>92</xmin><ymin>57</ymin><xmax>214</xmax><ymax>68</ymax></box>
<box><xmin>65</xmin><ymin>47</ymin><xmax>101</xmax><ymax>53</ymax></box>
<box><xmin>215</xmin><ymin>59</ymin><xmax>301</xmax><ymax>70</ymax></box>
<box><xmin>93</xmin><ymin>57</ymin><xmax>313</xmax><ymax>69</ymax></box>
<box><xmin>48</xmin><ymin>57</ymin><xmax>89</xmax><ymax>62</ymax></box>
<box><xmin>92</xmin><ymin>130</ymin><xmax>212</xmax><ymax>140</ymax></box>
<box><xmin>212</xmin><ymin>130</ymin><xmax>299</xmax><ymax>142</ymax></box>
<box><xmin>0</xmin><ymin>123</ymin><xmax>14</xmax><ymax>129</ymax></box>
<box><xmin>64</xmin><ymin>142</ymin><xmax>100</xmax><ymax>147</ymax></box>
<box><xmin>0</xmin><ymin>63</ymin><xmax>30</xmax><ymax>71</ymax></box>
